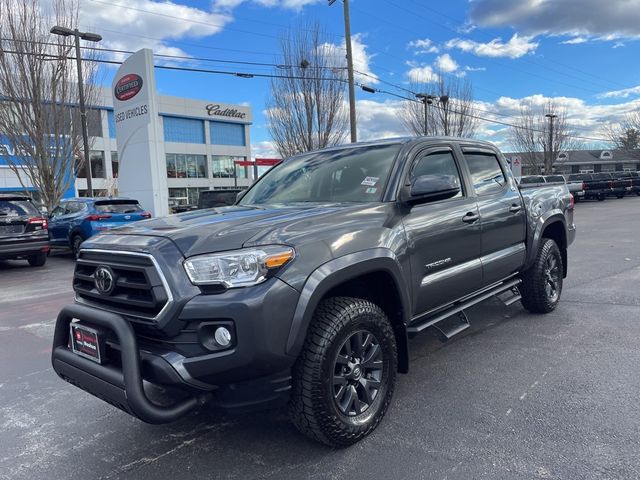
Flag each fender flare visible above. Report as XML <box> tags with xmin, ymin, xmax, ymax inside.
<box><xmin>285</xmin><ymin>248</ymin><xmax>411</xmax><ymax>372</ymax></box>
<box><xmin>525</xmin><ymin>210</ymin><xmax>567</xmax><ymax>270</ymax></box>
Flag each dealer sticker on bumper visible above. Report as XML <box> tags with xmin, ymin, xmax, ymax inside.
<box><xmin>70</xmin><ymin>323</ymin><xmax>104</xmax><ymax>364</ymax></box>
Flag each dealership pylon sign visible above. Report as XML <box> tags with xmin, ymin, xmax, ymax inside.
<box><xmin>112</xmin><ymin>49</ymin><xmax>168</xmax><ymax>216</ymax></box>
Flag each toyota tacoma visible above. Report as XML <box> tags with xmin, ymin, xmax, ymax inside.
<box><xmin>52</xmin><ymin>137</ymin><xmax>575</xmax><ymax>447</ymax></box>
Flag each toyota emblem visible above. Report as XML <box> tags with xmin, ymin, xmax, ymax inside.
<box><xmin>94</xmin><ymin>266</ymin><xmax>116</xmax><ymax>295</ymax></box>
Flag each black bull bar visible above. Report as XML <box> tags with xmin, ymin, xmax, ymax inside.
<box><xmin>52</xmin><ymin>303</ymin><xmax>211</xmax><ymax>424</ymax></box>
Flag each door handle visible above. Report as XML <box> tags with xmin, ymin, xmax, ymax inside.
<box><xmin>462</xmin><ymin>212</ymin><xmax>479</xmax><ymax>223</ymax></box>
<box><xmin>509</xmin><ymin>204</ymin><xmax>522</xmax><ymax>213</ymax></box>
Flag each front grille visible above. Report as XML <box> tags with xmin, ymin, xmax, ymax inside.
<box><xmin>74</xmin><ymin>250</ymin><xmax>171</xmax><ymax>321</ymax></box>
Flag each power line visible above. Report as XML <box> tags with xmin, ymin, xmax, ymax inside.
<box><xmin>1</xmin><ymin>37</ymin><xmax>347</xmax><ymax>72</ymax></box>
<box><xmin>0</xmin><ymin>47</ymin><xmax>615</xmax><ymax>143</ymax></box>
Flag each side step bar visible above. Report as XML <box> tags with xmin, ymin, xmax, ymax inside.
<box><xmin>407</xmin><ymin>278</ymin><xmax>522</xmax><ymax>336</ymax></box>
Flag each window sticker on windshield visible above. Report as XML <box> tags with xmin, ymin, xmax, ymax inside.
<box><xmin>365</xmin><ymin>187</ymin><xmax>377</xmax><ymax>194</ymax></box>
<box><xmin>361</xmin><ymin>176</ymin><xmax>379</xmax><ymax>186</ymax></box>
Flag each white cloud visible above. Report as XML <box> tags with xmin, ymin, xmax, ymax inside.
<box><xmin>445</xmin><ymin>34</ymin><xmax>538</xmax><ymax>59</ymax></box>
<box><xmin>407</xmin><ymin>38</ymin><xmax>439</xmax><ymax>55</ymax></box>
<box><xmin>80</xmin><ymin>0</ymin><xmax>234</xmax><ymax>59</ymax></box>
<box><xmin>321</xmin><ymin>34</ymin><xmax>378</xmax><ymax>85</ymax></box>
<box><xmin>598</xmin><ymin>85</ymin><xmax>640</xmax><ymax>99</ymax></box>
<box><xmin>251</xmin><ymin>140</ymin><xmax>279</xmax><ymax>159</ymax></box>
<box><xmin>406</xmin><ymin>65</ymin><xmax>440</xmax><ymax>83</ymax></box>
<box><xmin>434</xmin><ymin>54</ymin><xmax>458</xmax><ymax>73</ymax></box>
<box><xmin>561</xmin><ymin>36</ymin><xmax>589</xmax><ymax>45</ymax></box>
<box><xmin>469</xmin><ymin>0</ymin><xmax>640</xmax><ymax>39</ymax></box>
<box><xmin>214</xmin><ymin>0</ymin><xmax>320</xmax><ymax>10</ymax></box>
<box><xmin>356</xmin><ymin>99</ymin><xmax>409</xmax><ymax>141</ymax></box>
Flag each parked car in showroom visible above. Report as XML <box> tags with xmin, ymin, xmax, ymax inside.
<box><xmin>0</xmin><ymin>194</ymin><xmax>49</xmax><ymax>266</ymax></box>
<box><xmin>197</xmin><ymin>188</ymin><xmax>245</xmax><ymax>209</ymax></box>
<box><xmin>48</xmin><ymin>197</ymin><xmax>150</xmax><ymax>257</ymax></box>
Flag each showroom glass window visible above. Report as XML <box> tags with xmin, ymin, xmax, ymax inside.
<box><xmin>210</xmin><ymin>155</ymin><xmax>249</xmax><ymax>178</ymax></box>
<box><xmin>166</xmin><ymin>154</ymin><xmax>207</xmax><ymax>178</ymax></box>
<box><xmin>111</xmin><ymin>152</ymin><xmax>119</xmax><ymax>178</ymax></box>
<box><xmin>210</xmin><ymin>121</ymin><xmax>246</xmax><ymax>146</ymax></box>
<box><xmin>77</xmin><ymin>150</ymin><xmax>106</xmax><ymax>178</ymax></box>
<box><xmin>168</xmin><ymin>187</ymin><xmax>209</xmax><ymax>207</ymax></box>
<box><xmin>107</xmin><ymin>110</ymin><xmax>116</xmax><ymax>139</ymax></box>
<box><xmin>163</xmin><ymin>116</ymin><xmax>205</xmax><ymax>144</ymax></box>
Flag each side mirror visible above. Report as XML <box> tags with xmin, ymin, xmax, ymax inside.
<box><xmin>405</xmin><ymin>174</ymin><xmax>461</xmax><ymax>204</ymax></box>
<box><xmin>236</xmin><ymin>190</ymin><xmax>246</xmax><ymax>202</ymax></box>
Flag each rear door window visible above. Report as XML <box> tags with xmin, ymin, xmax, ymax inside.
<box><xmin>464</xmin><ymin>152</ymin><xmax>507</xmax><ymax>195</ymax></box>
<box><xmin>0</xmin><ymin>199</ymin><xmax>39</xmax><ymax>217</ymax></box>
<box><xmin>94</xmin><ymin>201</ymin><xmax>143</xmax><ymax>214</ymax></box>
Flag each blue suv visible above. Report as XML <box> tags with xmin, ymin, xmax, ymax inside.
<box><xmin>48</xmin><ymin>198</ymin><xmax>151</xmax><ymax>257</ymax></box>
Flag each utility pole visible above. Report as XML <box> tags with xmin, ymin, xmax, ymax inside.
<box><xmin>330</xmin><ymin>0</ymin><xmax>357</xmax><ymax>142</ymax></box>
<box><xmin>50</xmin><ymin>26</ymin><xmax>102</xmax><ymax>197</ymax></box>
<box><xmin>545</xmin><ymin>113</ymin><xmax>557</xmax><ymax>174</ymax></box>
<box><xmin>415</xmin><ymin>93</ymin><xmax>434</xmax><ymax>136</ymax></box>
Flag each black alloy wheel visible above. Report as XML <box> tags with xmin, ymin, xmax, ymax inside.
<box><xmin>332</xmin><ymin>330</ymin><xmax>383</xmax><ymax>416</ymax></box>
<box><xmin>543</xmin><ymin>253</ymin><xmax>561</xmax><ymax>304</ymax></box>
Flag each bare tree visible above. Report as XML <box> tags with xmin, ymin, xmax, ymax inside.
<box><xmin>401</xmin><ymin>76</ymin><xmax>479</xmax><ymax>138</ymax></box>
<box><xmin>508</xmin><ymin>100</ymin><xmax>582</xmax><ymax>174</ymax></box>
<box><xmin>0</xmin><ymin>0</ymin><xmax>98</xmax><ymax>211</ymax></box>
<box><xmin>266</xmin><ymin>23</ymin><xmax>348</xmax><ymax>158</ymax></box>
<box><xmin>603</xmin><ymin>108</ymin><xmax>640</xmax><ymax>158</ymax></box>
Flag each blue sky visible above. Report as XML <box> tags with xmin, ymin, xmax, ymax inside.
<box><xmin>79</xmin><ymin>0</ymin><xmax>640</xmax><ymax>155</ymax></box>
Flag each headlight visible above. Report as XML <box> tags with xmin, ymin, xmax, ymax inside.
<box><xmin>183</xmin><ymin>246</ymin><xmax>295</xmax><ymax>288</ymax></box>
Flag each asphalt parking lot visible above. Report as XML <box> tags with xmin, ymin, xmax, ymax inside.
<box><xmin>1</xmin><ymin>197</ymin><xmax>640</xmax><ymax>480</ymax></box>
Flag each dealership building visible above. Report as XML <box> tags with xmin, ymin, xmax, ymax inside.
<box><xmin>0</xmin><ymin>87</ymin><xmax>253</xmax><ymax>210</ymax></box>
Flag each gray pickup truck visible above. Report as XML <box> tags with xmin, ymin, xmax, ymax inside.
<box><xmin>52</xmin><ymin>137</ymin><xmax>575</xmax><ymax>447</ymax></box>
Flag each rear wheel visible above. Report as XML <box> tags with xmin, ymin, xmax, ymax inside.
<box><xmin>71</xmin><ymin>234</ymin><xmax>84</xmax><ymax>259</ymax></box>
<box><xmin>597</xmin><ymin>193</ymin><xmax>606</xmax><ymax>201</ymax></box>
<box><xmin>27</xmin><ymin>251</ymin><xmax>47</xmax><ymax>267</ymax></box>
<box><xmin>289</xmin><ymin>297</ymin><xmax>397</xmax><ymax>447</ymax></box>
<box><xmin>521</xmin><ymin>239</ymin><xmax>563</xmax><ymax>314</ymax></box>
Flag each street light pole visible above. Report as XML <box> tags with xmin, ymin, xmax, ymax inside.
<box><xmin>330</xmin><ymin>0</ymin><xmax>357</xmax><ymax>142</ymax></box>
<box><xmin>545</xmin><ymin>113</ymin><xmax>557</xmax><ymax>173</ymax></box>
<box><xmin>50</xmin><ymin>26</ymin><xmax>102</xmax><ymax>197</ymax></box>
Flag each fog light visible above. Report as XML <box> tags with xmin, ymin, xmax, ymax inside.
<box><xmin>214</xmin><ymin>327</ymin><xmax>232</xmax><ymax>347</ymax></box>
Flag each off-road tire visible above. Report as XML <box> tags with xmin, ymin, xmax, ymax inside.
<box><xmin>289</xmin><ymin>297</ymin><xmax>397</xmax><ymax>447</ymax></box>
<box><xmin>521</xmin><ymin>238</ymin><xmax>563</xmax><ymax>314</ymax></box>
<box><xmin>27</xmin><ymin>251</ymin><xmax>47</xmax><ymax>267</ymax></box>
<box><xmin>71</xmin><ymin>234</ymin><xmax>84</xmax><ymax>259</ymax></box>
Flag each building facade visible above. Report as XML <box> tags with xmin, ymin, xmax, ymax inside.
<box><xmin>508</xmin><ymin>149</ymin><xmax>640</xmax><ymax>176</ymax></box>
<box><xmin>0</xmin><ymin>90</ymin><xmax>253</xmax><ymax>211</ymax></box>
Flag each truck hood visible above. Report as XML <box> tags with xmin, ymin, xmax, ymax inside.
<box><xmin>99</xmin><ymin>203</ymin><xmax>383</xmax><ymax>257</ymax></box>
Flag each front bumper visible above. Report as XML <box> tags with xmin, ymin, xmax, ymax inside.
<box><xmin>54</xmin><ymin>273</ymin><xmax>302</xmax><ymax>422</ymax></box>
<box><xmin>52</xmin><ymin>304</ymin><xmax>211</xmax><ymax>424</ymax></box>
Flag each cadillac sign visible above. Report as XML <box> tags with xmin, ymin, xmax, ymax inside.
<box><xmin>114</xmin><ymin>74</ymin><xmax>144</xmax><ymax>101</ymax></box>
<box><xmin>205</xmin><ymin>104</ymin><xmax>246</xmax><ymax>119</ymax></box>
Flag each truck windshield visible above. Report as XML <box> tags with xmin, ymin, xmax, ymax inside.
<box><xmin>239</xmin><ymin>143</ymin><xmax>402</xmax><ymax>205</ymax></box>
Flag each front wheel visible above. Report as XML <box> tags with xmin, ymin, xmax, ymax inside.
<box><xmin>597</xmin><ymin>193</ymin><xmax>606</xmax><ymax>201</ymax></box>
<box><xmin>520</xmin><ymin>239</ymin><xmax>563</xmax><ymax>314</ymax></box>
<box><xmin>71</xmin><ymin>234</ymin><xmax>84</xmax><ymax>259</ymax></box>
<box><xmin>289</xmin><ymin>297</ymin><xmax>397</xmax><ymax>447</ymax></box>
